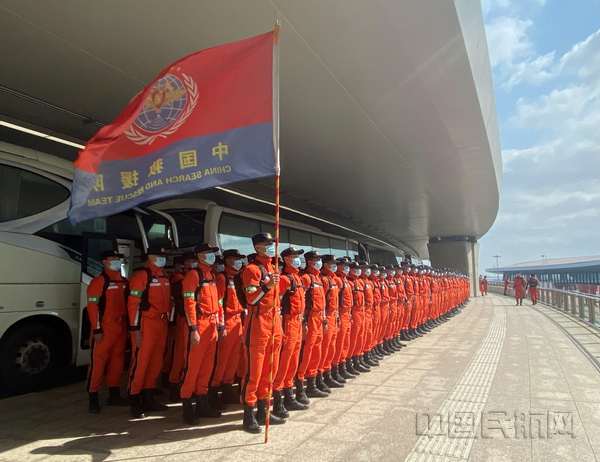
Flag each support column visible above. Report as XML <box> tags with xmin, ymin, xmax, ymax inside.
<box><xmin>428</xmin><ymin>239</ymin><xmax>479</xmax><ymax>297</ymax></box>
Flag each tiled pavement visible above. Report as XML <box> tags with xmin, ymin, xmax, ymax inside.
<box><xmin>1</xmin><ymin>294</ymin><xmax>599</xmax><ymax>462</ymax></box>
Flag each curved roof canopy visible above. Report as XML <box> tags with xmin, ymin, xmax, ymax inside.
<box><xmin>0</xmin><ymin>0</ymin><xmax>501</xmax><ymax>257</ymax></box>
<box><xmin>487</xmin><ymin>256</ymin><xmax>600</xmax><ymax>274</ymax></box>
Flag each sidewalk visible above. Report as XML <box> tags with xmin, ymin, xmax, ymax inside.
<box><xmin>1</xmin><ymin>294</ymin><xmax>599</xmax><ymax>462</ymax></box>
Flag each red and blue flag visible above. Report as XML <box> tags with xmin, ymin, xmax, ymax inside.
<box><xmin>68</xmin><ymin>30</ymin><xmax>276</xmax><ymax>224</ymax></box>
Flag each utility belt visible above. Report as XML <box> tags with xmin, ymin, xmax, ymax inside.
<box><xmin>308</xmin><ymin>310</ymin><xmax>323</xmax><ymax>319</ymax></box>
<box><xmin>248</xmin><ymin>305</ymin><xmax>281</xmax><ymax>316</ymax></box>
<box><xmin>105</xmin><ymin>316</ymin><xmax>126</xmax><ymax>323</ymax></box>
<box><xmin>197</xmin><ymin>313</ymin><xmax>217</xmax><ymax>322</ymax></box>
<box><xmin>225</xmin><ymin>312</ymin><xmax>244</xmax><ymax>321</ymax></box>
<box><xmin>283</xmin><ymin>312</ymin><xmax>304</xmax><ymax>321</ymax></box>
<box><xmin>143</xmin><ymin>312</ymin><xmax>169</xmax><ymax>320</ymax></box>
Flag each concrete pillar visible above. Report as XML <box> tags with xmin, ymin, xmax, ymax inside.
<box><xmin>428</xmin><ymin>240</ymin><xmax>480</xmax><ymax>297</ymax></box>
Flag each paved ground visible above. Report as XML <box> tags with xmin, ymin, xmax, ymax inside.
<box><xmin>1</xmin><ymin>294</ymin><xmax>600</xmax><ymax>462</ymax></box>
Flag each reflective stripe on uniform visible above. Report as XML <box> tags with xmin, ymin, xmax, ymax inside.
<box><xmin>245</xmin><ymin>286</ymin><xmax>258</xmax><ymax>293</ymax></box>
<box><xmin>88</xmin><ymin>297</ymin><xmax>100</xmax><ymax>303</ymax></box>
<box><xmin>130</xmin><ymin>290</ymin><xmax>143</xmax><ymax>297</ymax></box>
<box><xmin>183</xmin><ymin>292</ymin><xmax>195</xmax><ymax>299</ymax></box>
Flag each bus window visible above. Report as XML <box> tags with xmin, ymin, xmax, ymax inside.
<box><xmin>311</xmin><ymin>234</ymin><xmax>330</xmax><ymax>255</ymax></box>
<box><xmin>169</xmin><ymin>210</ymin><xmax>206</xmax><ymax>248</ymax></box>
<box><xmin>330</xmin><ymin>238</ymin><xmax>347</xmax><ymax>258</ymax></box>
<box><xmin>278</xmin><ymin>226</ymin><xmax>291</xmax><ymax>249</ymax></box>
<box><xmin>369</xmin><ymin>248</ymin><xmax>397</xmax><ymax>265</ymax></box>
<box><xmin>140</xmin><ymin>214</ymin><xmax>174</xmax><ymax>249</ymax></box>
<box><xmin>289</xmin><ymin>229</ymin><xmax>311</xmax><ymax>249</ymax></box>
<box><xmin>0</xmin><ymin>164</ymin><xmax>69</xmax><ymax>222</ymax></box>
<box><xmin>349</xmin><ymin>242</ymin><xmax>359</xmax><ymax>261</ymax></box>
<box><xmin>219</xmin><ymin>214</ymin><xmax>260</xmax><ymax>256</ymax></box>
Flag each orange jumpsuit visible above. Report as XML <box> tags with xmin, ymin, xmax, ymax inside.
<box><xmin>404</xmin><ymin>273</ymin><xmax>416</xmax><ymax>330</ymax></box>
<box><xmin>273</xmin><ymin>267</ymin><xmax>305</xmax><ymax>391</ymax></box>
<box><xmin>504</xmin><ymin>277</ymin><xmax>509</xmax><ymax>295</ymax></box>
<box><xmin>180</xmin><ymin>265</ymin><xmax>222</xmax><ymax>399</ymax></box>
<box><xmin>395</xmin><ymin>274</ymin><xmax>407</xmax><ymax>335</ymax></box>
<box><xmin>168</xmin><ymin>270</ymin><xmax>189</xmax><ymax>384</ymax></box>
<box><xmin>347</xmin><ymin>275</ymin><xmax>365</xmax><ymax>360</ymax></box>
<box><xmin>386</xmin><ymin>277</ymin><xmax>398</xmax><ymax>340</ymax></box>
<box><xmin>241</xmin><ymin>256</ymin><xmax>283</xmax><ymax>407</ymax></box>
<box><xmin>357</xmin><ymin>275</ymin><xmax>373</xmax><ymax>355</ymax></box>
<box><xmin>527</xmin><ymin>277</ymin><xmax>539</xmax><ymax>302</ymax></box>
<box><xmin>366</xmin><ymin>276</ymin><xmax>379</xmax><ymax>352</ymax></box>
<box><xmin>319</xmin><ymin>269</ymin><xmax>340</xmax><ymax>373</ymax></box>
<box><xmin>162</xmin><ymin>271</ymin><xmax>183</xmax><ymax>379</ymax></box>
<box><xmin>211</xmin><ymin>267</ymin><xmax>244</xmax><ymax>387</ymax></box>
<box><xmin>379</xmin><ymin>278</ymin><xmax>390</xmax><ymax>343</ymax></box>
<box><xmin>333</xmin><ymin>270</ymin><xmax>353</xmax><ymax>367</ymax></box>
<box><xmin>86</xmin><ymin>269</ymin><xmax>128</xmax><ymax>393</ymax></box>
<box><xmin>514</xmin><ymin>275</ymin><xmax>526</xmax><ymax>301</ymax></box>
<box><xmin>297</xmin><ymin>267</ymin><xmax>326</xmax><ymax>380</ymax></box>
<box><xmin>127</xmin><ymin>265</ymin><xmax>172</xmax><ymax>396</ymax></box>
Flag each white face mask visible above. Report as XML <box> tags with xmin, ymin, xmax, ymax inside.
<box><xmin>264</xmin><ymin>244</ymin><xmax>276</xmax><ymax>258</ymax></box>
<box><xmin>202</xmin><ymin>253</ymin><xmax>216</xmax><ymax>265</ymax></box>
<box><xmin>311</xmin><ymin>260</ymin><xmax>323</xmax><ymax>270</ymax></box>
<box><xmin>108</xmin><ymin>260</ymin><xmax>121</xmax><ymax>271</ymax></box>
<box><xmin>364</xmin><ymin>269</ymin><xmax>371</xmax><ymax>277</ymax></box>
<box><xmin>232</xmin><ymin>260</ymin><xmax>243</xmax><ymax>271</ymax></box>
<box><xmin>328</xmin><ymin>264</ymin><xmax>338</xmax><ymax>273</ymax></box>
<box><xmin>352</xmin><ymin>269</ymin><xmax>362</xmax><ymax>277</ymax></box>
<box><xmin>216</xmin><ymin>264</ymin><xmax>225</xmax><ymax>273</ymax></box>
<box><xmin>190</xmin><ymin>262</ymin><xmax>198</xmax><ymax>269</ymax></box>
<box><xmin>290</xmin><ymin>257</ymin><xmax>302</xmax><ymax>269</ymax></box>
<box><xmin>381</xmin><ymin>273</ymin><xmax>387</xmax><ymax>279</ymax></box>
<box><xmin>373</xmin><ymin>270</ymin><xmax>380</xmax><ymax>277</ymax></box>
<box><xmin>154</xmin><ymin>257</ymin><xmax>166</xmax><ymax>268</ymax></box>
<box><xmin>389</xmin><ymin>270</ymin><xmax>395</xmax><ymax>276</ymax></box>
<box><xmin>342</xmin><ymin>266</ymin><xmax>350</xmax><ymax>274</ymax></box>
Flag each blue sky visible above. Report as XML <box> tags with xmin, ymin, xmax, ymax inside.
<box><xmin>478</xmin><ymin>0</ymin><xmax>600</xmax><ymax>273</ymax></box>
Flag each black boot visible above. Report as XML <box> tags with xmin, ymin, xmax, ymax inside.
<box><xmin>388</xmin><ymin>339</ymin><xmax>401</xmax><ymax>352</ymax></box>
<box><xmin>295</xmin><ymin>376</ymin><xmax>311</xmax><ymax>404</ymax></box>
<box><xmin>345</xmin><ymin>358</ymin><xmax>360</xmax><ymax>376</ymax></box>
<box><xmin>142</xmin><ymin>389</ymin><xmax>169</xmax><ymax>412</ymax></box>
<box><xmin>272</xmin><ymin>390</ymin><xmax>290</xmax><ymax>418</ymax></box>
<box><xmin>396</xmin><ymin>337</ymin><xmax>407</xmax><ymax>348</ymax></box>
<box><xmin>332</xmin><ymin>365</ymin><xmax>346</xmax><ymax>384</ymax></box>
<box><xmin>88</xmin><ymin>392</ymin><xmax>100</xmax><ymax>414</ymax></box>
<box><xmin>243</xmin><ymin>403</ymin><xmax>261</xmax><ymax>434</ymax></box>
<box><xmin>161</xmin><ymin>372</ymin><xmax>170</xmax><ymax>389</ymax></box>
<box><xmin>107</xmin><ymin>387</ymin><xmax>129</xmax><ymax>406</ymax></box>
<box><xmin>339</xmin><ymin>362</ymin><xmax>356</xmax><ymax>379</ymax></box>
<box><xmin>195</xmin><ymin>394</ymin><xmax>221</xmax><ymax>418</ymax></box>
<box><xmin>381</xmin><ymin>342</ymin><xmax>393</xmax><ymax>355</ymax></box>
<box><xmin>324</xmin><ymin>370</ymin><xmax>344</xmax><ymax>388</ymax></box>
<box><xmin>129</xmin><ymin>394</ymin><xmax>145</xmax><ymax>419</ymax></box>
<box><xmin>353</xmin><ymin>356</ymin><xmax>370</xmax><ymax>373</ymax></box>
<box><xmin>364</xmin><ymin>352</ymin><xmax>379</xmax><ymax>367</ymax></box>
<box><xmin>221</xmin><ymin>383</ymin><xmax>238</xmax><ymax>405</ymax></box>
<box><xmin>316</xmin><ymin>372</ymin><xmax>332</xmax><ymax>393</ymax></box>
<box><xmin>283</xmin><ymin>387</ymin><xmax>309</xmax><ymax>411</ymax></box>
<box><xmin>305</xmin><ymin>376</ymin><xmax>329</xmax><ymax>398</ymax></box>
<box><xmin>414</xmin><ymin>328</ymin><xmax>423</xmax><ymax>337</ymax></box>
<box><xmin>208</xmin><ymin>386</ymin><xmax>225</xmax><ymax>410</ymax></box>
<box><xmin>400</xmin><ymin>330</ymin><xmax>411</xmax><ymax>341</ymax></box>
<box><xmin>168</xmin><ymin>382</ymin><xmax>181</xmax><ymax>403</ymax></box>
<box><xmin>182</xmin><ymin>398</ymin><xmax>199</xmax><ymax>425</ymax></box>
<box><xmin>255</xmin><ymin>399</ymin><xmax>286</xmax><ymax>425</ymax></box>
<box><xmin>358</xmin><ymin>354</ymin><xmax>371</xmax><ymax>370</ymax></box>
<box><xmin>372</xmin><ymin>345</ymin><xmax>384</xmax><ymax>360</ymax></box>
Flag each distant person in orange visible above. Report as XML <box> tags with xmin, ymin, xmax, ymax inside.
<box><xmin>481</xmin><ymin>276</ymin><xmax>488</xmax><ymax>296</ymax></box>
<box><xmin>503</xmin><ymin>276</ymin><xmax>509</xmax><ymax>295</ymax></box>
<box><xmin>478</xmin><ymin>275</ymin><xmax>483</xmax><ymax>296</ymax></box>
<box><xmin>513</xmin><ymin>272</ymin><xmax>526</xmax><ymax>306</ymax></box>
<box><xmin>526</xmin><ymin>274</ymin><xmax>540</xmax><ymax>305</ymax></box>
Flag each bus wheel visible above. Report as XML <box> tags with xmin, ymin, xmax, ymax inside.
<box><xmin>0</xmin><ymin>324</ymin><xmax>68</xmax><ymax>395</ymax></box>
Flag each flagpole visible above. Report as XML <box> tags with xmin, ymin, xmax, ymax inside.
<box><xmin>265</xmin><ymin>18</ymin><xmax>281</xmax><ymax>444</ymax></box>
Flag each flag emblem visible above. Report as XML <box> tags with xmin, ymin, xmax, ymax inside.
<box><xmin>125</xmin><ymin>71</ymin><xmax>198</xmax><ymax>145</ymax></box>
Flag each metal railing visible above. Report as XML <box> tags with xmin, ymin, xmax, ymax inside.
<box><xmin>487</xmin><ymin>284</ymin><xmax>600</xmax><ymax>328</ymax></box>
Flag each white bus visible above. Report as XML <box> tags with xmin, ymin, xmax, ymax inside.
<box><xmin>0</xmin><ymin>141</ymin><xmax>404</xmax><ymax>394</ymax></box>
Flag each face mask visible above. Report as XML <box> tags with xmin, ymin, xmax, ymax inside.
<box><xmin>364</xmin><ymin>269</ymin><xmax>371</xmax><ymax>276</ymax></box>
<box><xmin>154</xmin><ymin>257</ymin><xmax>166</xmax><ymax>268</ymax></box>
<box><xmin>373</xmin><ymin>270</ymin><xmax>380</xmax><ymax>277</ymax></box>
<box><xmin>343</xmin><ymin>266</ymin><xmax>350</xmax><ymax>274</ymax></box>
<box><xmin>381</xmin><ymin>273</ymin><xmax>387</xmax><ymax>279</ymax></box>
<box><xmin>353</xmin><ymin>269</ymin><xmax>362</xmax><ymax>277</ymax></box>
<box><xmin>216</xmin><ymin>264</ymin><xmax>225</xmax><ymax>273</ymax></box>
<box><xmin>232</xmin><ymin>260</ymin><xmax>243</xmax><ymax>271</ymax></box>
<box><xmin>290</xmin><ymin>257</ymin><xmax>302</xmax><ymax>269</ymax></box>
<box><xmin>328</xmin><ymin>264</ymin><xmax>338</xmax><ymax>273</ymax></box>
<box><xmin>190</xmin><ymin>262</ymin><xmax>198</xmax><ymax>269</ymax></box>
<box><xmin>389</xmin><ymin>270</ymin><xmax>395</xmax><ymax>276</ymax></box>
<box><xmin>264</xmin><ymin>245</ymin><xmax>276</xmax><ymax>258</ymax></box>
<box><xmin>201</xmin><ymin>253</ymin><xmax>216</xmax><ymax>265</ymax></box>
<box><xmin>108</xmin><ymin>260</ymin><xmax>121</xmax><ymax>271</ymax></box>
<box><xmin>311</xmin><ymin>260</ymin><xmax>323</xmax><ymax>270</ymax></box>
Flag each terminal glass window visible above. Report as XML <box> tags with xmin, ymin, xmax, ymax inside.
<box><xmin>0</xmin><ymin>164</ymin><xmax>69</xmax><ymax>223</ymax></box>
<box><xmin>219</xmin><ymin>214</ymin><xmax>259</xmax><ymax>256</ymax></box>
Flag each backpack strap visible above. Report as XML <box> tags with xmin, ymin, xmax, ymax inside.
<box><xmin>97</xmin><ymin>273</ymin><xmax>111</xmax><ymax>323</ymax></box>
<box><xmin>138</xmin><ymin>268</ymin><xmax>153</xmax><ymax>311</ymax></box>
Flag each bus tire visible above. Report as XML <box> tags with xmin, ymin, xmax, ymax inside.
<box><xmin>0</xmin><ymin>323</ymin><xmax>69</xmax><ymax>395</ymax></box>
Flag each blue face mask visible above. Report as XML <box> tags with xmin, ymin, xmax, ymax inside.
<box><xmin>343</xmin><ymin>266</ymin><xmax>350</xmax><ymax>274</ymax></box>
<box><xmin>290</xmin><ymin>258</ymin><xmax>302</xmax><ymax>269</ymax></box>
<box><xmin>265</xmin><ymin>245</ymin><xmax>276</xmax><ymax>258</ymax></box>
<box><xmin>108</xmin><ymin>260</ymin><xmax>121</xmax><ymax>271</ymax></box>
<box><xmin>364</xmin><ymin>269</ymin><xmax>371</xmax><ymax>277</ymax></box>
<box><xmin>190</xmin><ymin>262</ymin><xmax>198</xmax><ymax>269</ymax></box>
<box><xmin>373</xmin><ymin>270</ymin><xmax>380</xmax><ymax>277</ymax></box>
<box><xmin>328</xmin><ymin>264</ymin><xmax>338</xmax><ymax>273</ymax></box>
<box><xmin>311</xmin><ymin>260</ymin><xmax>323</xmax><ymax>270</ymax></box>
<box><xmin>216</xmin><ymin>264</ymin><xmax>225</xmax><ymax>273</ymax></box>
<box><xmin>382</xmin><ymin>273</ymin><xmax>387</xmax><ymax>279</ymax></box>
<box><xmin>154</xmin><ymin>257</ymin><xmax>166</xmax><ymax>268</ymax></box>
<box><xmin>232</xmin><ymin>260</ymin><xmax>243</xmax><ymax>271</ymax></box>
<box><xmin>203</xmin><ymin>253</ymin><xmax>216</xmax><ymax>265</ymax></box>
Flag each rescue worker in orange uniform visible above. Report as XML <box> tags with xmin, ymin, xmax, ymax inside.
<box><xmin>297</xmin><ymin>251</ymin><xmax>329</xmax><ymax>397</ymax></box>
<box><xmin>241</xmin><ymin>233</ymin><xmax>284</xmax><ymax>434</ymax></box>
<box><xmin>366</xmin><ymin>264</ymin><xmax>381</xmax><ymax>365</ymax></box>
<box><xmin>86</xmin><ymin>250</ymin><xmax>129</xmax><ymax>414</ymax></box>
<box><xmin>504</xmin><ymin>276</ymin><xmax>510</xmax><ymax>295</ymax></box>
<box><xmin>319</xmin><ymin>254</ymin><xmax>344</xmax><ymax>389</ymax></box>
<box><xmin>180</xmin><ymin>243</ymin><xmax>224</xmax><ymax>425</ymax></box>
<box><xmin>513</xmin><ymin>272</ymin><xmax>526</xmax><ymax>306</ymax></box>
<box><xmin>354</xmin><ymin>262</ymin><xmax>373</xmax><ymax>373</ymax></box>
<box><xmin>332</xmin><ymin>257</ymin><xmax>355</xmax><ymax>381</ymax></box>
<box><xmin>526</xmin><ymin>274</ymin><xmax>540</xmax><ymax>305</ymax></box>
<box><xmin>481</xmin><ymin>276</ymin><xmax>488</xmax><ymax>296</ymax></box>
<box><xmin>346</xmin><ymin>261</ymin><xmax>366</xmax><ymax>376</ymax></box>
<box><xmin>161</xmin><ymin>256</ymin><xmax>185</xmax><ymax>390</ymax></box>
<box><xmin>167</xmin><ymin>251</ymin><xmax>197</xmax><ymax>402</ymax></box>
<box><xmin>383</xmin><ymin>265</ymin><xmax>402</xmax><ymax>352</ymax></box>
<box><xmin>272</xmin><ymin>247</ymin><xmax>309</xmax><ymax>418</ymax></box>
<box><xmin>405</xmin><ymin>265</ymin><xmax>419</xmax><ymax>339</ymax></box>
<box><xmin>127</xmin><ymin>245</ymin><xmax>172</xmax><ymax>419</ymax></box>
<box><xmin>209</xmin><ymin>249</ymin><xmax>246</xmax><ymax>409</ymax></box>
<box><xmin>394</xmin><ymin>264</ymin><xmax>408</xmax><ymax>347</ymax></box>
